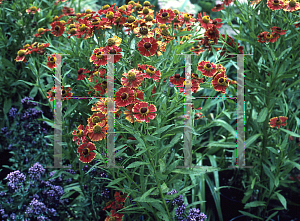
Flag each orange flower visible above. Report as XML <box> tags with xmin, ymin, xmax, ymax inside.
<box><xmin>197</xmin><ymin>61</ymin><xmax>217</xmax><ymax>77</ymax></box>
<box><xmin>87</xmin><ymin>121</ymin><xmax>107</xmax><ymax>142</ymax></box>
<box><xmin>26</xmin><ymin>6</ymin><xmax>41</xmax><ymax>14</ymax></box>
<box><xmin>15</xmin><ymin>49</ymin><xmax>29</xmax><ymax>62</ymax></box>
<box><xmin>269</xmin><ymin>116</ymin><xmax>288</xmax><ymax>129</ymax></box>
<box><xmin>282</xmin><ymin>0</ymin><xmax>300</xmax><ymax>12</ymax></box>
<box><xmin>46</xmin><ymin>54</ymin><xmax>57</xmax><ymax>69</ymax></box>
<box><xmin>115</xmin><ymin>87</ymin><xmax>135</xmax><ymax>107</ymax></box>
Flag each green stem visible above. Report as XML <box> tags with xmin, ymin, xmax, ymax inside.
<box><xmin>144</xmin><ymin>138</ymin><xmax>172</xmax><ymax>219</ymax></box>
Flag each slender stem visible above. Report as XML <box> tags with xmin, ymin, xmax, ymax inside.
<box><xmin>144</xmin><ymin>138</ymin><xmax>172</xmax><ymax>219</ymax></box>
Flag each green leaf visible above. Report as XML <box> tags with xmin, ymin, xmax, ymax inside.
<box><xmin>64</xmin><ymin>102</ymin><xmax>79</xmax><ymax>119</ymax></box>
<box><xmin>29</xmin><ymin>87</ymin><xmax>38</xmax><ymax>98</ymax></box>
<box><xmin>144</xmin><ymin>135</ymin><xmax>160</xmax><ymax>142</ymax></box>
<box><xmin>17</xmin><ymin>79</ymin><xmax>36</xmax><ymax>87</ymax></box>
<box><xmin>151</xmin><ymin>182</ymin><xmax>169</xmax><ymax>195</ymax></box>
<box><xmin>140</xmin><ymin>187</ymin><xmax>157</xmax><ymax>200</ymax></box>
<box><xmin>152</xmin><ymin>124</ymin><xmax>174</xmax><ymax>136</ymax></box>
<box><xmin>107</xmin><ymin>177</ymin><xmax>127</xmax><ymax>187</ymax></box>
<box><xmin>175</xmin><ymin>31</ymin><xmax>193</xmax><ymax>37</ymax></box>
<box><xmin>3</xmin><ymin>97</ymin><xmax>12</xmax><ymax>115</ymax></box>
<box><xmin>266</xmin><ymin>146</ymin><xmax>279</xmax><ymax>155</ymax></box>
<box><xmin>279</xmin><ymin>128</ymin><xmax>300</xmax><ymax>138</ymax></box>
<box><xmin>257</xmin><ymin>107</ymin><xmax>268</xmax><ymax>122</ymax></box>
<box><xmin>245</xmin><ymin>134</ymin><xmax>262</xmax><ymax>149</ymax></box>
<box><xmin>275</xmin><ymin>192</ymin><xmax>287</xmax><ymax>209</ymax></box>
<box><xmin>213</xmin><ymin>119</ymin><xmax>236</xmax><ymax>138</ymax></box>
<box><xmin>126</xmin><ymin>161</ymin><xmax>150</xmax><ymax>169</ymax></box>
<box><xmin>244</xmin><ymin>201</ymin><xmax>266</xmax><ymax>209</ymax></box>
<box><xmin>238</xmin><ymin>210</ymin><xmax>264</xmax><ymax>220</ymax></box>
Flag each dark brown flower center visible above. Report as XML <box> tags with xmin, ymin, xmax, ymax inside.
<box><xmin>216</xmin><ymin>4</ymin><xmax>222</xmax><ymax>8</ymax></box>
<box><xmin>78</xmin><ymin>69</ymin><xmax>83</xmax><ymax>74</ymax></box>
<box><xmin>206</xmin><ymin>64</ymin><xmax>211</xmax><ymax>68</ymax></box>
<box><xmin>219</xmin><ymin>78</ymin><xmax>224</xmax><ymax>83</ymax></box>
<box><xmin>274</xmin><ymin>0</ymin><xmax>279</xmax><ymax>2</ymax></box>
<box><xmin>140</xmin><ymin>27</ymin><xmax>148</xmax><ymax>35</ymax></box>
<box><xmin>175</xmin><ymin>74</ymin><xmax>180</xmax><ymax>78</ymax></box>
<box><xmin>83</xmin><ymin>149</ymin><xmax>89</xmax><ymax>155</ymax></box>
<box><xmin>276</xmin><ymin>27</ymin><xmax>281</xmax><ymax>30</ymax></box>
<box><xmin>149</xmin><ymin>67</ymin><xmax>154</xmax><ymax>71</ymax></box>
<box><xmin>55</xmin><ymin>26</ymin><xmax>60</xmax><ymax>31</ymax></box>
<box><xmin>92</xmin><ymin>116</ymin><xmax>101</xmax><ymax>124</ymax></box>
<box><xmin>144</xmin><ymin>42</ymin><xmax>151</xmax><ymax>49</ymax></box>
<box><xmin>109</xmin><ymin>49</ymin><xmax>116</xmax><ymax>54</ymax></box>
<box><xmin>50</xmin><ymin>57</ymin><xmax>54</xmax><ymax>61</ymax></box>
<box><xmin>121</xmin><ymin>93</ymin><xmax>127</xmax><ymax>100</ymax></box>
<box><xmin>212</xmin><ymin>20</ymin><xmax>217</xmax><ymax>25</ymax></box>
<box><xmin>276</xmin><ymin>119</ymin><xmax>282</xmax><ymax>125</ymax></box>
<box><xmin>162</xmin><ymin>12</ymin><xmax>168</xmax><ymax>17</ymax></box>
<box><xmin>140</xmin><ymin>107</ymin><xmax>147</xmax><ymax>113</ymax></box>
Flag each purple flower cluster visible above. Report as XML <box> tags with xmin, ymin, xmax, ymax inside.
<box><xmin>175</xmin><ymin>203</ymin><xmax>186</xmax><ymax>220</ymax></box>
<box><xmin>21</xmin><ymin>108</ymin><xmax>43</xmax><ymax>120</ymax></box>
<box><xmin>9</xmin><ymin>107</ymin><xmax>18</xmax><ymax>118</ymax></box>
<box><xmin>186</xmin><ymin>208</ymin><xmax>207</xmax><ymax>221</ymax></box>
<box><xmin>101</xmin><ymin>189</ymin><xmax>110</xmax><ymax>198</ymax></box>
<box><xmin>25</xmin><ymin>198</ymin><xmax>47</xmax><ymax>216</ymax></box>
<box><xmin>28</xmin><ymin>162</ymin><xmax>46</xmax><ymax>181</ymax></box>
<box><xmin>21</xmin><ymin>96</ymin><xmax>37</xmax><ymax>108</ymax></box>
<box><xmin>165</xmin><ymin>189</ymin><xmax>178</xmax><ymax>204</ymax></box>
<box><xmin>5</xmin><ymin>170</ymin><xmax>26</xmax><ymax>191</ymax></box>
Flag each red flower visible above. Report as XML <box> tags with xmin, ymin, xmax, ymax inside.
<box><xmin>50</xmin><ymin>21</ymin><xmax>65</xmax><ymax>37</ymax></box>
<box><xmin>138</xmin><ymin>37</ymin><xmax>158</xmax><ymax>57</ymax></box>
<box><xmin>211</xmin><ymin>72</ymin><xmax>229</xmax><ymax>94</ymax></box>
<box><xmin>170</xmin><ymin>74</ymin><xmax>185</xmax><ymax>86</ymax></box>
<box><xmin>103</xmin><ymin>45</ymin><xmax>123</xmax><ymax>63</ymax></box>
<box><xmin>156</xmin><ymin>9</ymin><xmax>175</xmax><ymax>24</ymax></box>
<box><xmin>205</xmin><ymin>25</ymin><xmax>219</xmax><ymax>44</ymax></box>
<box><xmin>77</xmin><ymin>68</ymin><xmax>89</xmax><ymax>81</ymax></box>
<box><xmin>197</xmin><ymin>60</ymin><xmax>217</xmax><ymax>77</ymax></box>
<box><xmin>46</xmin><ymin>54</ymin><xmax>57</xmax><ymax>69</ymax></box>
<box><xmin>176</xmin><ymin>78</ymin><xmax>200</xmax><ymax>93</ymax></box>
<box><xmin>269</xmin><ymin>116</ymin><xmax>288</xmax><ymax>129</ymax></box>
<box><xmin>15</xmin><ymin>49</ymin><xmax>29</xmax><ymax>62</ymax></box>
<box><xmin>211</xmin><ymin>4</ymin><xmax>225</xmax><ymax>12</ymax></box>
<box><xmin>77</xmin><ymin>142</ymin><xmax>97</xmax><ymax>163</ymax></box>
<box><xmin>270</xmin><ymin>26</ymin><xmax>287</xmax><ymax>35</ymax></box>
<box><xmin>132</xmin><ymin>102</ymin><xmax>157</xmax><ymax>123</ymax></box>
<box><xmin>267</xmin><ymin>0</ymin><xmax>285</xmax><ymax>10</ymax></box>
<box><xmin>197</xmin><ymin>12</ymin><xmax>213</xmax><ymax>30</ymax></box>
<box><xmin>72</xmin><ymin>125</ymin><xmax>86</xmax><ymax>145</ymax></box>
<box><xmin>26</xmin><ymin>6</ymin><xmax>41</xmax><ymax>14</ymax></box>
<box><xmin>89</xmin><ymin>48</ymin><xmax>107</xmax><ymax>67</ymax></box>
<box><xmin>114</xmin><ymin>191</ymin><xmax>128</xmax><ymax>203</ymax></box>
<box><xmin>124</xmin><ymin>104</ymin><xmax>142</xmax><ymax>123</ymax></box>
<box><xmin>62</xmin><ymin>6</ymin><xmax>74</xmax><ymax>16</ymax></box>
<box><xmin>121</xmin><ymin>69</ymin><xmax>144</xmax><ymax>88</ymax></box>
<box><xmin>138</xmin><ymin>64</ymin><xmax>161</xmax><ymax>81</ymax></box>
<box><xmin>87</xmin><ymin>121</ymin><xmax>107</xmax><ymax>142</ymax></box>
<box><xmin>115</xmin><ymin>87</ymin><xmax>135</xmax><ymax>107</ymax></box>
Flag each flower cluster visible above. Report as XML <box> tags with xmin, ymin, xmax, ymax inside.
<box><xmin>21</xmin><ymin>96</ymin><xmax>38</xmax><ymax>108</ymax></box>
<box><xmin>21</xmin><ymin>108</ymin><xmax>43</xmax><ymax>120</ymax></box>
<box><xmin>257</xmin><ymin>26</ymin><xmax>287</xmax><ymax>44</ymax></box>
<box><xmin>28</xmin><ymin>162</ymin><xmax>46</xmax><ymax>181</ymax></box>
<box><xmin>5</xmin><ymin>170</ymin><xmax>26</xmax><ymax>192</ymax></box>
<box><xmin>8</xmin><ymin>107</ymin><xmax>18</xmax><ymax>118</ymax></box>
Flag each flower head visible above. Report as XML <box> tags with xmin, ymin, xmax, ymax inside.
<box><xmin>269</xmin><ymin>116</ymin><xmax>288</xmax><ymax>129</ymax></box>
<box><xmin>77</xmin><ymin>142</ymin><xmax>97</xmax><ymax>163</ymax></box>
<box><xmin>132</xmin><ymin>102</ymin><xmax>157</xmax><ymax>123</ymax></box>
<box><xmin>138</xmin><ymin>37</ymin><xmax>158</xmax><ymax>57</ymax></box>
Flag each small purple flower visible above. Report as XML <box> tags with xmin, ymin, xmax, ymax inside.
<box><xmin>37</xmin><ymin>215</ymin><xmax>47</xmax><ymax>221</ymax></box>
<box><xmin>10</xmin><ymin>212</ymin><xmax>16</xmax><ymax>220</ymax></box>
<box><xmin>0</xmin><ymin>191</ymin><xmax>7</xmax><ymax>196</ymax></box>
<box><xmin>172</xmin><ymin>194</ymin><xmax>184</xmax><ymax>206</ymax></box>
<box><xmin>1</xmin><ymin>127</ymin><xmax>7</xmax><ymax>134</ymax></box>
<box><xmin>28</xmin><ymin>162</ymin><xmax>45</xmax><ymax>181</ymax></box>
<box><xmin>82</xmin><ymin>165</ymin><xmax>89</xmax><ymax>173</ymax></box>
<box><xmin>9</xmin><ymin>107</ymin><xmax>18</xmax><ymax>118</ymax></box>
